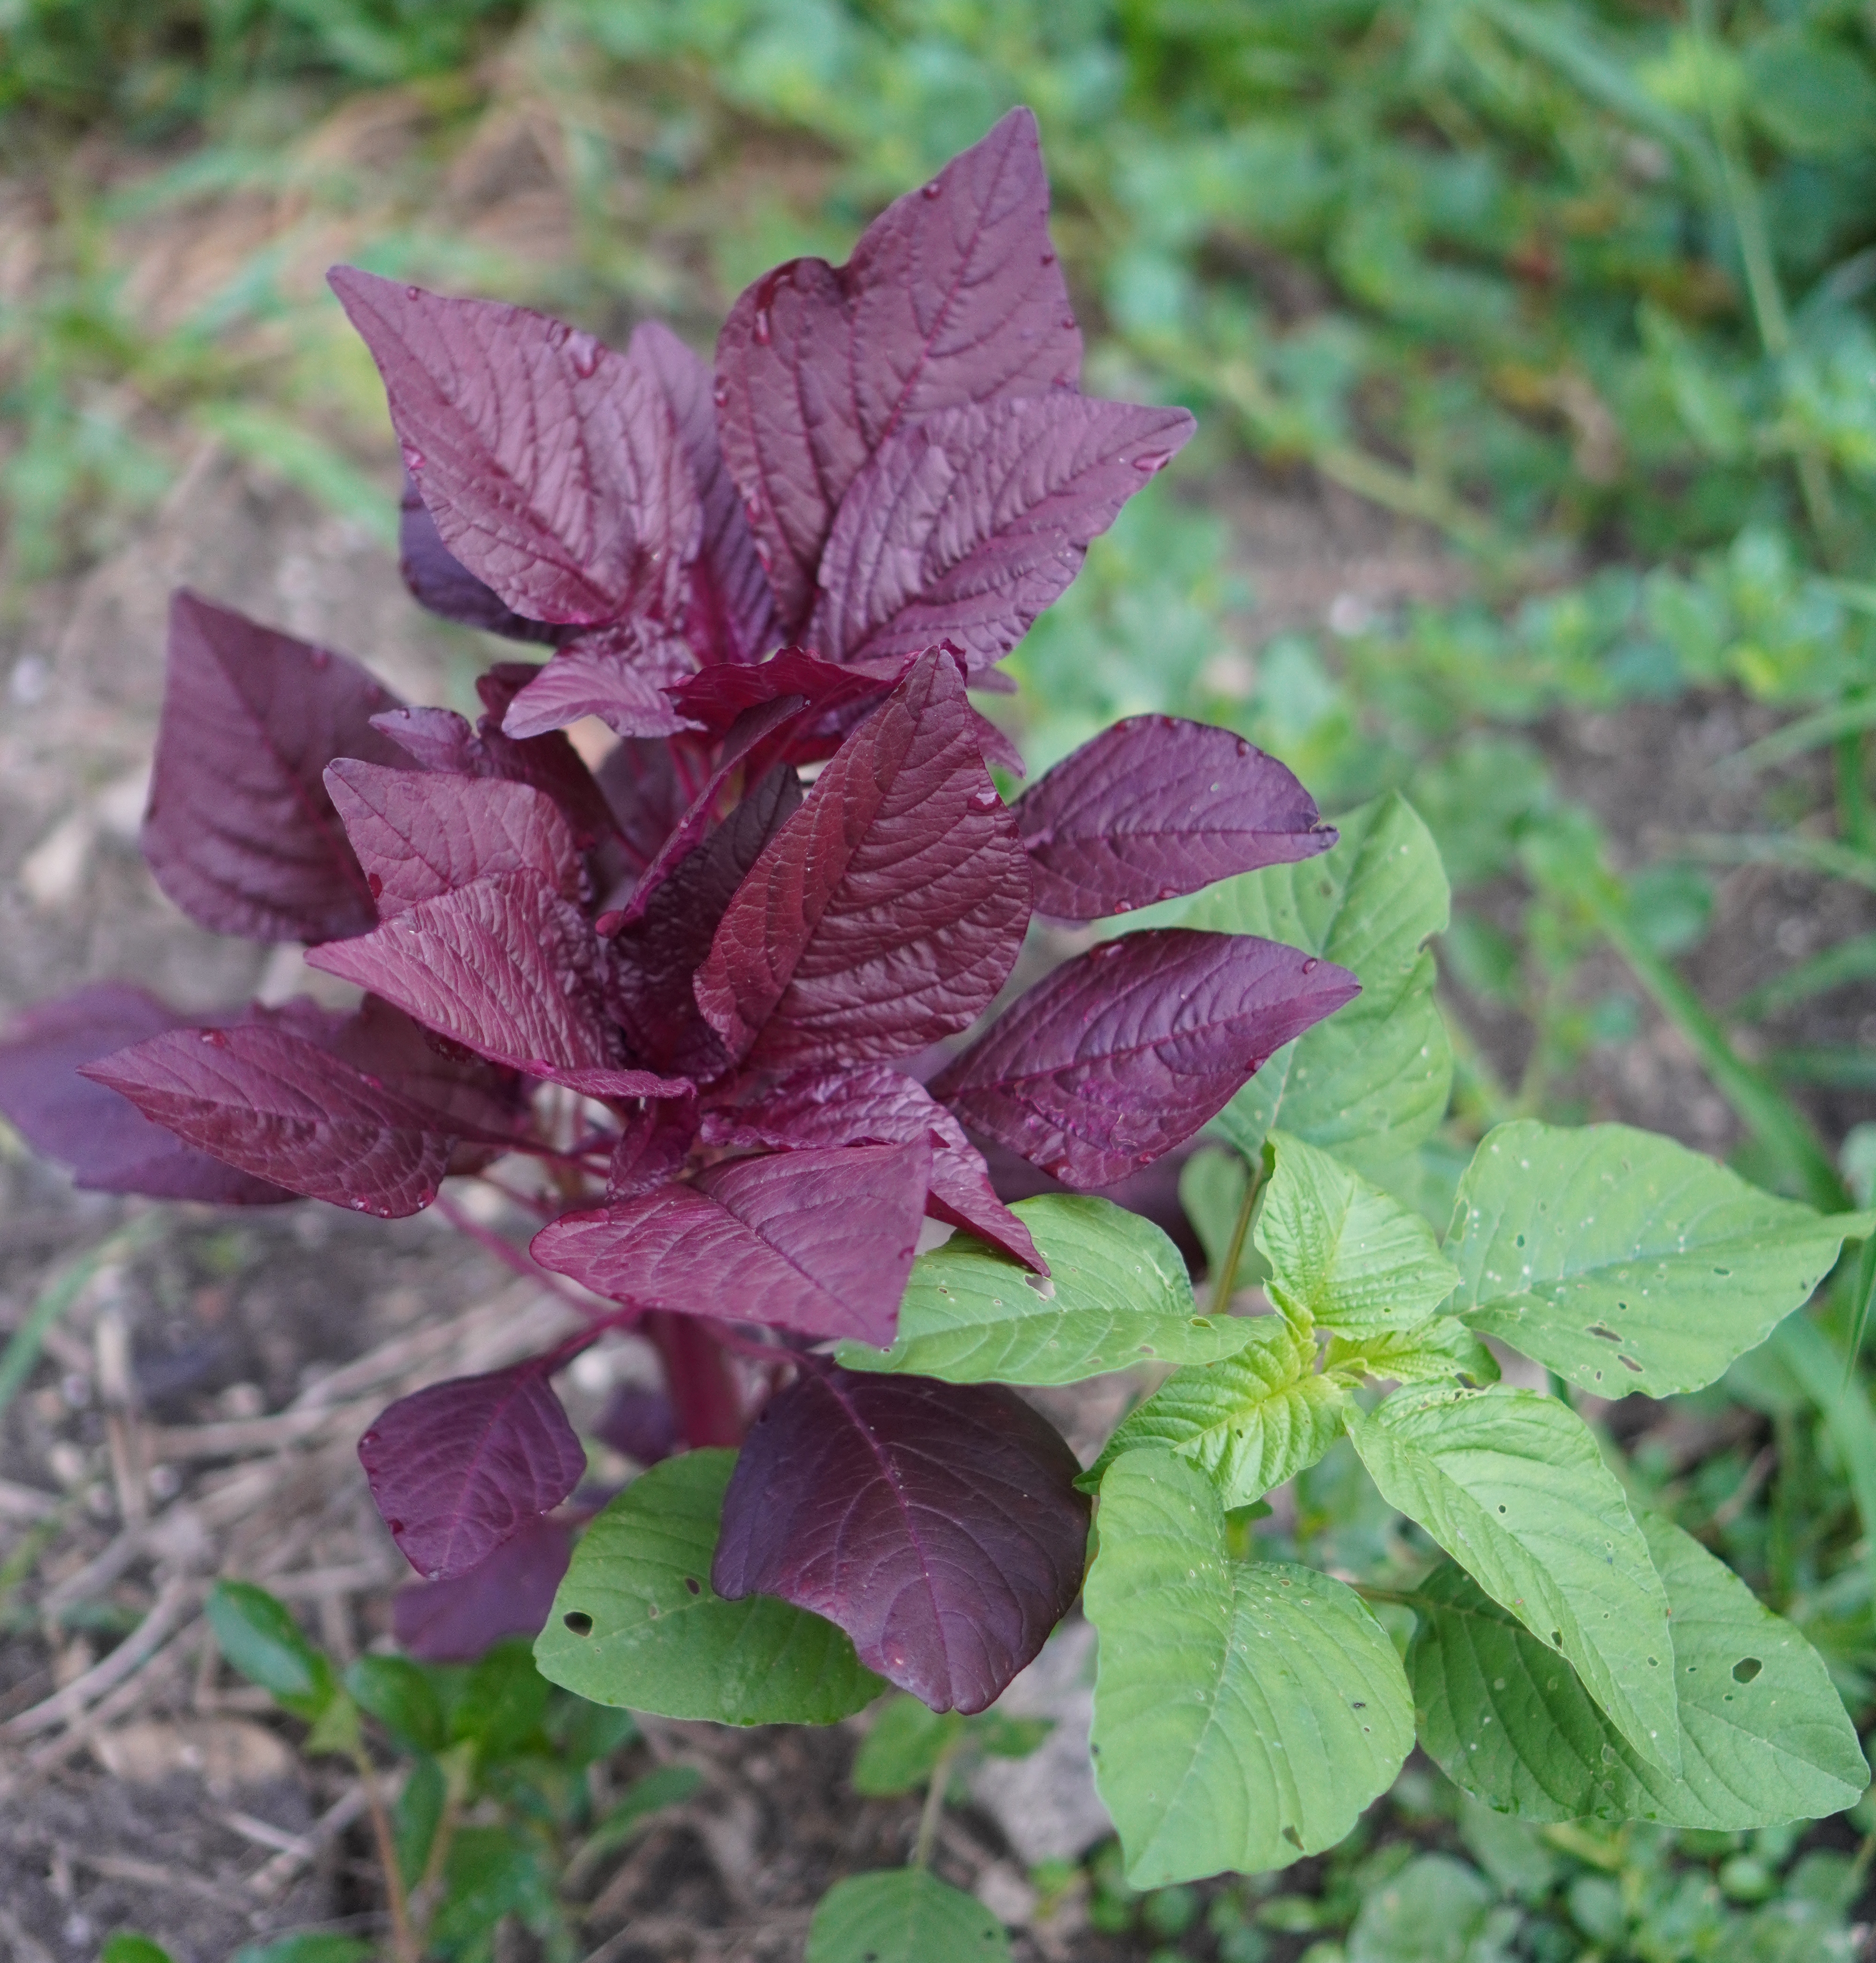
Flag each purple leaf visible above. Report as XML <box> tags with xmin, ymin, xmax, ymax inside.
<box><xmin>702</xmin><ymin>1065</ymin><xmax>1044</xmax><ymax>1274</ymax></box>
<box><xmin>606</xmin><ymin>1099</ymin><xmax>698</xmax><ymax>1200</ymax></box>
<box><xmin>1011</xmin><ymin>717</ymin><xmax>1335</xmax><ymax>919</ymax></box>
<box><xmin>712</xmin><ymin>1367</ymin><xmax>1088</xmax><ymax>1713</ymax></box>
<box><xmin>716</xmin><ymin>108</ymin><xmax>1082</xmax><ymax>638</ymax></box>
<box><xmin>396</xmin><ymin>471</ymin><xmax>563</xmax><ymax>643</ymax></box>
<box><xmin>393</xmin><ymin>1514</ymin><xmax>574</xmax><ymax>1662</ymax></box>
<box><xmin>605</xmin><ymin>762</ymin><xmax>802</xmax><ymax>1078</ymax></box>
<box><xmin>325</xmin><ymin>763</ymin><xmax>582</xmax><ymax>916</ymax></box>
<box><xmin>530</xmin><ymin>1141</ymin><xmax>932</xmax><ymax>1346</ymax></box>
<box><xmin>329</xmin><ymin>994</ymin><xmax>527</xmax><ymax>1144</ymax></box>
<box><xmin>307</xmin><ymin>870</ymin><xmax>620</xmax><ymax>1083</ymax></box>
<box><xmin>666</xmin><ymin>646</ymin><xmax>897</xmax><ymax>743</ymax></box>
<box><xmin>500</xmin><ymin>622</ymin><xmax>695</xmax><ymax>742</ymax></box>
<box><xmin>80</xmin><ymin>1018</ymin><xmax>462</xmax><ymax>1217</ymax></box>
<box><xmin>465</xmin><ymin>667</ymin><xmax>625</xmax><ymax>849</ymax></box>
<box><xmin>630</xmin><ymin>319</ymin><xmax>778</xmax><ymax>665</ymax></box>
<box><xmin>593</xmin><ymin>1385</ymin><xmax>682</xmax><ymax>1466</ymax></box>
<box><xmin>931</xmin><ymin>928</ymin><xmax>1361</xmax><ymax>1188</ymax></box>
<box><xmin>808</xmin><ymin>395</ymin><xmax>1195</xmax><ymax>671</ymax></box>
<box><xmin>360</xmin><ymin>1362</ymin><xmax>587</xmax><ymax>1579</ymax></box>
<box><xmin>0</xmin><ymin>985</ymin><xmax>295</xmax><ymax>1204</ymax></box>
<box><xmin>593</xmin><ymin>734</ymin><xmax>706</xmax><ymax>876</ymax></box>
<box><xmin>600</xmin><ymin>697</ymin><xmax>807</xmax><ymax>933</ymax></box>
<box><xmin>329</xmin><ymin>269</ymin><xmax>699</xmax><ymax>627</ymax></box>
<box><xmin>142</xmin><ymin>590</ymin><xmax>405</xmax><ymax>944</ymax></box>
<box><xmin>695</xmin><ymin>650</ymin><xmax>1030</xmax><ymax>1071</ymax></box>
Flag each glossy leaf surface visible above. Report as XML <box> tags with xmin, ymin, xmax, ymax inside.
<box><xmin>715</xmin><ymin>107</ymin><xmax>1082</xmax><ymax>636</ymax></box>
<box><xmin>531</xmin><ymin>1142</ymin><xmax>931</xmax><ymax>1345</ymax></box>
<box><xmin>712</xmin><ymin>1368</ymin><xmax>1088</xmax><ymax>1713</ymax></box>
<box><xmin>1411</xmin><ymin>1515</ymin><xmax>1866</xmax><ymax>1827</ymax></box>
<box><xmin>931</xmin><ymin>929</ymin><xmax>1357</xmax><ymax>1188</ymax></box>
<box><xmin>696</xmin><ymin>650</ymin><xmax>1030</xmax><ymax>1070</ymax></box>
<box><xmin>360</xmin><ymin>1364</ymin><xmax>586</xmax><ymax>1579</ymax></box>
<box><xmin>330</xmin><ymin>270</ymin><xmax>698</xmax><ymax>626</ymax></box>
<box><xmin>81</xmin><ymin>1018</ymin><xmax>458</xmax><ymax>1217</ymax></box>
<box><xmin>1348</xmin><ymin>1385</ymin><xmax>1679</xmax><ymax>1772</ymax></box>
<box><xmin>535</xmin><ymin>1449</ymin><xmax>883</xmax><ymax>1724</ymax></box>
<box><xmin>836</xmin><ymin>1194</ymin><xmax>1250</xmax><ymax>1384</ymax></box>
<box><xmin>1011</xmin><ymin>717</ymin><xmax>1332</xmax><ymax>919</ymax></box>
<box><xmin>396</xmin><ymin>471</ymin><xmax>561</xmax><ymax>642</ymax></box>
<box><xmin>1087</xmin><ymin>1449</ymin><xmax>1413</xmax><ymax>1886</ymax></box>
<box><xmin>501</xmin><ymin>621</ymin><xmax>693</xmax><ymax>740</ymax></box>
<box><xmin>1449</xmin><ymin>1121</ymin><xmax>1868</xmax><ymax>1398</ymax></box>
<box><xmin>143</xmin><ymin>590</ymin><xmax>403</xmax><ymax>944</ymax></box>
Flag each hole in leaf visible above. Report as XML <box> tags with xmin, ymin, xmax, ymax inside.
<box><xmin>1732</xmin><ymin>1657</ymin><xmax>1763</xmax><ymax>1683</ymax></box>
<box><xmin>1552</xmin><ymin>1631</ymin><xmax>1563</xmax><ymax>1648</ymax></box>
<box><xmin>1497</xmin><ymin>1505</ymin><xmax>1507</xmax><ymax>1514</ymax></box>
<box><xmin>1587</xmin><ymin>1324</ymin><xmax>1622</xmax><ymax>1343</ymax></box>
<box><xmin>1619</xmin><ymin>1355</ymin><xmax>1643</xmax><ymax>1373</ymax></box>
<box><xmin>684</xmin><ymin>1577</ymin><xmax>702</xmax><ymax>1595</ymax></box>
<box><xmin>563</xmin><ymin>1611</ymin><xmax>593</xmax><ymax>1636</ymax></box>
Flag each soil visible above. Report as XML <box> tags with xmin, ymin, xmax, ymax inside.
<box><xmin>2</xmin><ymin>97</ymin><xmax>1872</xmax><ymax>1963</ymax></box>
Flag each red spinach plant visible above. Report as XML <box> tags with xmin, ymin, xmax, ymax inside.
<box><xmin>3</xmin><ymin>111</ymin><xmax>1870</xmax><ymax>1936</ymax></box>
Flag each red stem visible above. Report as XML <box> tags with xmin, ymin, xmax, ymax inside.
<box><xmin>433</xmin><ymin>1189</ymin><xmax>617</xmax><ymax>1322</ymax></box>
<box><xmin>644</xmin><ymin>1311</ymin><xmax>746</xmax><ymax>1447</ymax></box>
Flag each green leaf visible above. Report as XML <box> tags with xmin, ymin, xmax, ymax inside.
<box><xmin>206</xmin><ymin>1581</ymin><xmax>335</xmax><ymax>1721</ymax></box>
<box><xmin>1324</xmin><ymin>1317</ymin><xmax>1500</xmax><ymax>1387</ymax></box>
<box><xmin>1086</xmin><ymin>1449</ymin><xmax>1413</xmax><ymax>1886</ymax></box>
<box><xmin>851</xmin><ymin>1694</ymin><xmax>968</xmax><ymax>1796</ymax></box>
<box><xmin>547</xmin><ymin>1696</ymin><xmax>638</xmax><ymax>1765</ymax></box>
<box><xmin>1082</xmin><ymin>1314</ymin><xmax>1348</xmax><ymax>1504</ymax></box>
<box><xmin>1256</xmin><ymin>1130</ymin><xmax>1459</xmax><ymax>1336</ymax></box>
<box><xmin>345</xmin><ymin>1653</ymin><xmax>444</xmax><ymax>1753</ymax></box>
<box><xmin>577</xmin><ymin>1763</ymin><xmax>705</xmax><ymax>1864</ymax></box>
<box><xmin>1347</xmin><ymin>1385</ymin><xmax>1679</xmax><ymax>1773</ymax></box>
<box><xmin>534</xmin><ymin>1449</ymin><xmax>884</xmax><ymax>1724</ymax></box>
<box><xmin>1346</xmin><ymin>1854</ymin><xmax>1506</xmax><ymax>1963</ymax></box>
<box><xmin>836</xmin><ymin>1195</ymin><xmax>1252</xmax><ymax>1385</ymax></box>
<box><xmin>452</xmin><ymin>1639</ymin><xmax>550</xmax><ymax>1758</ymax></box>
<box><xmin>1410</xmin><ymin>1514</ymin><xmax>1868</xmax><ymax>1828</ymax></box>
<box><xmin>1188</xmin><ymin>793</ymin><xmax>1452</xmax><ymax>1176</ymax></box>
<box><xmin>394</xmin><ymin>1752</ymin><xmax>445</xmax><ymax>1888</ymax></box>
<box><xmin>229</xmin><ymin>1939</ymin><xmax>371</xmax><ymax>1963</ymax></box>
<box><xmin>1448</xmin><ymin>1121</ymin><xmax>1869</xmax><ymax>1398</ymax></box>
<box><xmin>101</xmin><ymin>1938</ymin><xmax>176</xmax><ymax>1963</ymax></box>
<box><xmin>806</xmin><ymin>1869</ymin><xmax>1011</xmax><ymax>1963</ymax></box>
<box><xmin>1744</xmin><ymin>28</ymin><xmax>1876</xmax><ymax>157</ymax></box>
<box><xmin>429</xmin><ymin>1828</ymin><xmax>555</xmax><ymax>1959</ymax></box>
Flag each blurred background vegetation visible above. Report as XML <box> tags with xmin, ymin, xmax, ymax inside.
<box><xmin>10</xmin><ymin>2</ymin><xmax>1876</xmax><ymax>1957</ymax></box>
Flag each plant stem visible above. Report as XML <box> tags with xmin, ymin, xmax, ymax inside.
<box><xmin>644</xmin><ymin>1311</ymin><xmax>745</xmax><ymax>1447</ymax></box>
<box><xmin>1211</xmin><ymin>1156</ymin><xmax>1265</xmax><ymax>1311</ymax></box>
<box><xmin>433</xmin><ymin>1190</ymin><xmax>610</xmax><ymax>1319</ymax></box>
<box><xmin>913</xmin><ymin>1735</ymin><xmax>965</xmax><ymax>1871</ymax></box>
<box><xmin>352</xmin><ymin>1745</ymin><xmax>419</xmax><ymax>1963</ymax></box>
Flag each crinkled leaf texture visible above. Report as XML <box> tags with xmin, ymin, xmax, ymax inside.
<box><xmin>1084</xmin><ymin>1315</ymin><xmax>1349</xmax><ymax>1505</ymax></box>
<box><xmin>715</xmin><ymin>105</ymin><xmax>1082</xmax><ymax>637</ymax></box>
<box><xmin>1324</xmin><ymin>1318</ymin><xmax>1500</xmax><ymax>1388</ymax></box>
<box><xmin>324</xmin><ymin>762</ymin><xmax>582</xmax><ymax>916</ymax></box>
<box><xmin>701</xmin><ymin>1063</ymin><xmax>1042</xmax><ymax>1273</ymax></box>
<box><xmin>931</xmin><ymin>928</ymin><xmax>1358</xmax><ymax>1189</ymax></box>
<box><xmin>712</xmin><ymin>1367</ymin><xmax>1089</xmax><ymax>1714</ymax></box>
<box><xmin>80</xmin><ymin>1017</ymin><xmax>460</xmax><ymax>1217</ymax></box>
<box><xmin>1411</xmin><ymin>1514</ymin><xmax>1867</xmax><ymax>1827</ymax></box>
<box><xmin>142</xmin><ymin>590</ymin><xmax>404</xmax><ymax>943</ymax></box>
<box><xmin>1011</xmin><ymin>717</ymin><xmax>1333</xmax><ymax>920</ymax></box>
<box><xmin>1255</xmin><ymin>1130</ymin><xmax>1459</xmax><ymax>1338</ymax></box>
<box><xmin>807</xmin><ymin>395</ymin><xmax>1195</xmax><ymax>670</ymax></box>
<box><xmin>667</xmin><ymin>647</ymin><xmax>893</xmax><ymax>745</ymax></box>
<box><xmin>501</xmin><ymin>620</ymin><xmax>695</xmax><ymax>741</ymax></box>
<box><xmin>307</xmin><ymin>871</ymin><xmax>617</xmax><ymax>1083</ymax></box>
<box><xmin>535</xmin><ymin>1449</ymin><xmax>884</xmax><ymax>1724</ymax></box>
<box><xmin>806</xmin><ymin>1870</ymin><xmax>1011</xmax><ymax>1963</ymax></box>
<box><xmin>836</xmin><ymin>1194</ymin><xmax>1249</xmax><ymax>1385</ymax></box>
<box><xmin>393</xmin><ymin>1515</ymin><xmax>574</xmax><ymax>1664</ymax></box>
<box><xmin>328</xmin><ymin>269</ymin><xmax>698</xmax><ymax>628</ymax></box>
<box><xmin>1087</xmin><ymin>1448</ymin><xmax>1414</xmax><ymax>1887</ymax></box>
<box><xmin>0</xmin><ymin>985</ymin><xmax>292</xmax><ymax>1203</ymax></box>
<box><xmin>1449</xmin><ymin>1120</ymin><xmax>1870</xmax><ymax>1399</ymax></box>
<box><xmin>359</xmin><ymin>1363</ymin><xmax>586</xmax><ymax>1579</ymax></box>
<box><xmin>1193</xmin><ymin>792</ymin><xmax>1452</xmax><ymax>1180</ymax></box>
<box><xmin>396</xmin><ymin>471</ymin><xmax>562</xmax><ymax>643</ymax></box>
<box><xmin>1348</xmin><ymin>1384</ymin><xmax>1680</xmax><ymax>1774</ymax></box>
<box><xmin>530</xmin><ymin>1142</ymin><xmax>932</xmax><ymax>1346</ymax></box>
<box><xmin>696</xmin><ymin>649</ymin><xmax>1030</xmax><ymax>1071</ymax></box>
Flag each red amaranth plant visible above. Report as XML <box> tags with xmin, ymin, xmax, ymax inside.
<box><xmin>0</xmin><ymin>110</ymin><xmax>1353</xmax><ymax>1714</ymax></box>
